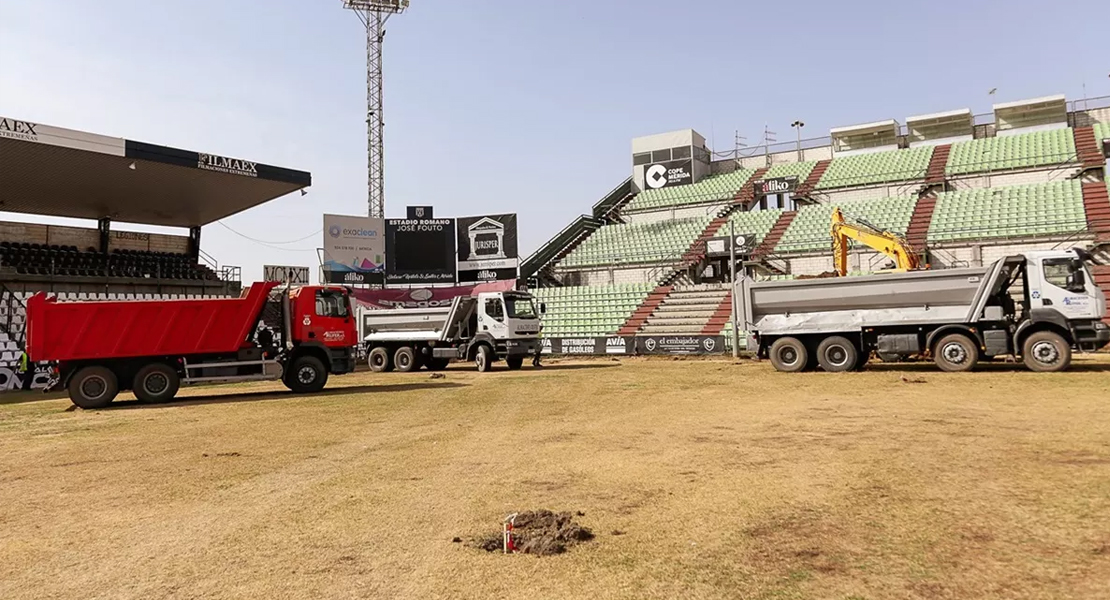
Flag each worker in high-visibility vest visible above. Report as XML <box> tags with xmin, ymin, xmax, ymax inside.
<box><xmin>17</xmin><ymin>351</ymin><xmax>32</xmax><ymax>391</ymax></box>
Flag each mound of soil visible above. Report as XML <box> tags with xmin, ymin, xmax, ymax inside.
<box><xmin>471</xmin><ymin>510</ymin><xmax>594</xmax><ymax>556</ymax></box>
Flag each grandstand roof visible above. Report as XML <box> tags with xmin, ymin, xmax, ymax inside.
<box><xmin>0</xmin><ymin>116</ymin><xmax>311</xmax><ymax>228</ymax></box>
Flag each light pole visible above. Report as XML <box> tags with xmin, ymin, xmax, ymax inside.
<box><xmin>791</xmin><ymin>120</ymin><xmax>805</xmax><ymax>162</ymax></box>
<box><xmin>342</xmin><ymin>0</ymin><xmax>410</xmax><ymax>219</ymax></box>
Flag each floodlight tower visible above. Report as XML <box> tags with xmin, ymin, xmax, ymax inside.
<box><xmin>343</xmin><ymin>0</ymin><xmax>409</xmax><ymax>219</ymax></box>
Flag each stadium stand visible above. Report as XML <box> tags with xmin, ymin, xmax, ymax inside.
<box><xmin>774</xmin><ymin>196</ymin><xmax>918</xmax><ymax>254</ymax></box>
<box><xmin>623</xmin><ymin>167</ymin><xmax>756</xmax><ymax>212</ymax></box>
<box><xmin>0</xmin><ymin>115</ymin><xmax>309</xmax><ymax>387</ymax></box>
<box><xmin>524</xmin><ymin>92</ymin><xmax>1110</xmax><ymax>353</ymax></box>
<box><xmin>762</xmin><ymin>160</ymin><xmax>818</xmax><ymax>183</ymax></box>
<box><xmin>815</xmin><ymin>146</ymin><xmax>933</xmax><ymax>189</ymax></box>
<box><xmin>927</xmin><ymin>180</ymin><xmax>1086</xmax><ymax>243</ymax></box>
<box><xmin>532</xmin><ymin>283</ymin><xmax>653</xmax><ymax>337</ymax></box>
<box><xmin>945</xmin><ymin>128</ymin><xmax>1076</xmax><ymax>175</ymax></box>
<box><xmin>558</xmin><ymin>215</ymin><xmax>712</xmax><ymax>268</ymax></box>
<box><xmin>0</xmin><ymin>243</ymin><xmax>217</xmax><ymax>280</ymax></box>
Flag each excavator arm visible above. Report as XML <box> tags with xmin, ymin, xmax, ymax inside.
<box><xmin>831</xmin><ymin>207</ymin><xmax>920</xmax><ymax>276</ymax></box>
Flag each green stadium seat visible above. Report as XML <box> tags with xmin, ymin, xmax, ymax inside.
<box><xmin>558</xmin><ymin>216</ymin><xmax>712</xmax><ymax>268</ymax></box>
<box><xmin>625</xmin><ymin>168</ymin><xmax>756</xmax><ymax>212</ymax></box>
<box><xmin>773</xmin><ymin>196</ymin><xmax>918</xmax><ymax>254</ymax></box>
<box><xmin>532</xmin><ymin>283</ymin><xmax>654</xmax><ymax>337</ymax></box>
<box><xmin>816</xmin><ymin>147</ymin><xmax>933</xmax><ymax>189</ymax></box>
<box><xmin>762</xmin><ymin>161</ymin><xmax>818</xmax><ymax>183</ymax></box>
<box><xmin>926</xmin><ymin>180</ymin><xmax>1086</xmax><ymax>243</ymax></box>
<box><xmin>945</xmin><ymin>128</ymin><xmax>1077</xmax><ymax>176</ymax></box>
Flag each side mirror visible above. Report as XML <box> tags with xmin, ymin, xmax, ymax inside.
<box><xmin>540</xmin><ymin>302</ymin><xmax>546</xmax><ymax>314</ymax></box>
<box><xmin>1067</xmin><ymin>270</ymin><xmax>1086</xmax><ymax>292</ymax></box>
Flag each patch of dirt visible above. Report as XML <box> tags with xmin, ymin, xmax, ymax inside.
<box><xmin>470</xmin><ymin>510</ymin><xmax>595</xmax><ymax>556</ymax></box>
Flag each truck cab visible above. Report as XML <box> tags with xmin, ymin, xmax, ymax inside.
<box><xmin>284</xmin><ymin>285</ymin><xmax>359</xmax><ymax>375</ymax></box>
<box><xmin>1016</xmin><ymin>250</ymin><xmax>1108</xmax><ymax>354</ymax></box>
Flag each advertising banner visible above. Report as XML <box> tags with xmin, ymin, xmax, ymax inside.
<box><xmin>322</xmin><ymin>214</ymin><xmax>385</xmax><ymax>284</ymax></box>
<box><xmin>263</xmin><ymin>265</ymin><xmax>311</xmax><ymax>284</ymax></box>
<box><xmin>385</xmin><ymin>218</ymin><xmax>457</xmax><ymax>284</ymax></box>
<box><xmin>635</xmin><ymin>335</ymin><xmax>726</xmax><ymax>355</ymax></box>
<box><xmin>644</xmin><ymin>159</ymin><xmax>693</xmax><ymax>189</ymax></box>
<box><xmin>752</xmin><ymin>176</ymin><xmax>798</xmax><ymax>196</ymax></box>
<box><xmin>351</xmin><ymin>279</ymin><xmax>516</xmax><ymax>309</ymax></box>
<box><xmin>456</xmin><ymin>213</ymin><xmax>519</xmax><ymax>283</ymax></box>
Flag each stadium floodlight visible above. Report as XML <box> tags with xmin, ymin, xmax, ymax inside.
<box><xmin>342</xmin><ymin>0</ymin><xmax>410</xmax><ymax>219</ymax></box>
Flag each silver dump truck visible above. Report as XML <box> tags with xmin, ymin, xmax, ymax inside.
<box><xmin>360</xmin><ymin>290</ymin><xmax>543</xmax><ymax>372</ymax></box>
<box><xmin>736</xmin><ymin>249</ymin><xmax>1109</xmax><ymax>373</ymax></box>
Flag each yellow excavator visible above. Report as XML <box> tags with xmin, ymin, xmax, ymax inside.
<box><xmin>830</xmin><ymin>207</ymin><xmax>921</xmax><ymax>276</ymax></box>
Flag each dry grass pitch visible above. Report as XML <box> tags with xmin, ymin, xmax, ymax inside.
<box><xmin>2</xmin><ymin>355</ymin><xmax>1110</xmax><ymax>599</ymax></box>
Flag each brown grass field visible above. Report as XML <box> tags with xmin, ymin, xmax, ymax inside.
<box><xmin>2</xmin><ymin>355</ymin><xmax>1110</xmax><ymax>599</ymax></box>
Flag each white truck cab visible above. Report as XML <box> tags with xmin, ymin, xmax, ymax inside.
<box><xmin>1023</xmin><ymin>250</ymin><xmax>1107</xmax><ymax>322</ymax></box>
<box><xmin>361</xmin><ymin>290</ymin><xmax>544</xmax><ymax>372</ymax></box>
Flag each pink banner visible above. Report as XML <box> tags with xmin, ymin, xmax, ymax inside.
<box><xmin>352</xmin><ymin>280</ymin><xmax>517</xmax><ymax>309</ymax></box>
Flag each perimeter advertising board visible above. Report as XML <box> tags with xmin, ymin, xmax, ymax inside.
<box><xmin>456</xmin><ymin>213</ymin><xmax>519</xmax><ymax>283</ymax></box>
<box><xmin>385</xmin><ymin>218</ymin><xmax>456</xmax><ymax>284</ymax></box>
<box><xmin>322</xmin><ymin>214</ymin><xmax>385</xmax><ymax>285</ymax></box>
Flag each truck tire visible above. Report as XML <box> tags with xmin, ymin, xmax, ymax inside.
<box><xmin>506</xmin><ymin>356</ymin><xmax>524</xmax><ymax>370</ymax></box>
<box><xmin>475</xmin><ymin>345</ymin><xmax>493</xmax><ymax>372</ymax></box>
<box><xmin>933</xmin><ymin>333</ymin><xmax>979</xmax><ymax>373</ymax></box>
<box><xmin>394</xmin><ymin>346</ymin><xmax>417</xmax><ymax>372</ymax></box>
<box><xmin>286</xmin><ymin>356</ymin><xmax>328</xmax><ymax>393</ymax></box>
<box><xmin>68</xmin><ymin>366</ymin><xmax>119</xmax><ymax>409</ymax></box>
<box><xmin>368</xmin><ymin>347</ymin><xmax>392</xmax><ymax>373</ymax></box>
<box><xmin>816</xmin><ymin>336</ymin><xmax>859</xmax><ymax>372</ymax></box>
<box><xmin>426</xmin><ymin>357</ymin><xmax>450</xmax><ymax>371</ymax></box>
<box><xmin>1022</xmin><ymin>330</ymin><xmax>1071</xmax><ymax>372</ymax></box>
<box><xmin>132</xmin><ymin>363</ymin><xmax>180</xmax><ymax>403</ymax></box>
<box><xmin>768</xmin><ymin>337</ymin><xmax>808</xmax><ymax>373</ymax></box>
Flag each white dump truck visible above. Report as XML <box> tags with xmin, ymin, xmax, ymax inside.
<box><xmin>360</xmin><ymin>290</ymin><xmax>543</xmax><ymax>372</ymax></box>
<box><xmin>736</xmin><ymin>249</ymin><xmax>1109</xmax><ymax>373</ymax></box>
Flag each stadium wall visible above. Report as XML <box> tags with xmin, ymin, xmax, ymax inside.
<box><xmin>0</xmin><ymin>221</ymin><xmax>189</xmax><ymax>253</ymax></box>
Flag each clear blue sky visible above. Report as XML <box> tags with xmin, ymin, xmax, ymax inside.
<box><xmin>2</xmin><ymin>0</ymin><xmax>1108</xmax><ymax>282</ymax></box>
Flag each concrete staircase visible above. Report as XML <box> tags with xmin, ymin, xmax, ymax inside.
<box><xmin>636</xmin><ymin>284</ymin><xmax>730</xmax><ymax>335</ymax></box>
<box><xmin>618</xmin><ymin>285</ymin><xmax>672</xmax><ymax>335</ymax></box>
<box><xmin>700</xmin><ymin>290</ymin><xmax>733</xmax><ymax>335</ymax></box>
<box><xmin>751</xmin><ymin>211</ymin><xmax>796</xmax><ymax>259</ymax></box>
<box><xmin>793</xmin><ymin>159</ymin><xmax>830</xmax><ymax>197</ymax></box>
<box><xmin>731</xmin><ymin>166</ymin><xmax>770</xmax><ymax>208</ymax></box>
<box><xmin>925</xmin><ymin>144</ymin><xmax>951</xmax><ymax>184</ymax></box>
<box><xmin>906</xmin><ymin>194</ymin><xmax>938</xmax><ymax>250</ymax></box>
<box><xmin>1074</xmin><ymin>126</ymin><xmax>1106</xmax><ymax>168</ymax></box>
<box><xmin>1081</xmin><ymin>182</ymin><xmax>1110</xmax><ymax>241</ymax></box>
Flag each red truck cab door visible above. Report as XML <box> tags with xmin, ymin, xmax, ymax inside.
<box><xmin>291</xmin><ymin>287</ymin><xmax>357</xmax><ymax>348</ymax></box>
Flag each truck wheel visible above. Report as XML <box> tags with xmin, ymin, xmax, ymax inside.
<box><xmin>368</xmin><ymin>347</ymin><xmax>392</xmax><ymax>373</ymax></box>
<box><xmin>475</xmin><ymin>345</ymin><xmax>493</xmax><ymax>372</ymax></box>
<box><xmin>287</xmin><ymin>356</ymin><xmax>328</xmax><ymax>393</ymax></box>
<box><xmin>934</xmin><ymin>333</ymin><xmax>979</xmax><ymax>372</ymax></box>
<box><xmin>394</xmin><ymin>346</ymin><xmax>417</xmax><ymax>372</ymax></box>
<box><xmin>506</xmin><ymin>356</ymin><xmax>524</xmax><ymax>370</ymax></box>
<box><xmin>67</xmin><ymin>366</ymin><xmax>119</xmax><ymax>409</ymax></box>
<box><xmin>132</xmin><ymin>363</ymin><xmax>180</xmax><ymax>403</ymax></box>
<box><xmin>768</xmin><ymin>337</ymin><xmax>808</xmax><ymax>373</ymax></box>
<box><xmin>816</xmin><ymin>336</ymin><xmax>858</xmax><ymax>372</ymax></box>
<box><xmin>426</xmin><ymin>357</ymin><xmax>450</xmax><ymax>371</ymax></box>
<box><xmin>1022</xmin><ymin>331</ymin><xmax>1071</xmax><ymax>372</ymax></box>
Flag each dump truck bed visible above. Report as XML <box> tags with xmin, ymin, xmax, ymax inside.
<box><xmin>737</xmin><ymin>264</ymin><xmax>1004</xmax><ymax>336</ymax></box>
<box><xmin>26</xmin><ymin>282</ymin><xmax>278</xmax><ymax>362</ymax></box>
<box><xmin>361</xmin><ymin>296</ymin><xmax>477</xmax><ymax>343</ymax></box>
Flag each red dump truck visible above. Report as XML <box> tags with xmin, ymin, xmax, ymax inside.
<box><xmin>25</xmin><ymin>282</ymin><xmax>358</xmax><ymax>409</ymax></box>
